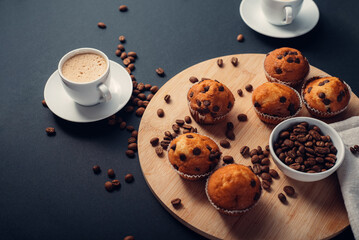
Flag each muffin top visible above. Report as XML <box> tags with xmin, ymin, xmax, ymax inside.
<box><xmin>252</xmin><ymin>82</ymin><xmax>301</xmax><ymax>117</ymax></box>
<box><xmin>207</xmin><ymin>164</ymin><xmax>261</xmax><ymax>211</ymax></box>
<box><xmin>168</xmin><ymin>133</ymin><xmax>221</xmax><ymax>176</ymax></box>
<box><xmin>303</xmin><ymin>76</ymin><xmax>350</xmax><ymax>113</ymax></box>
<box><xmin>264</xmin><ymin>47</ymin><xmax>309</xmax><ymax>84</ymax></box>
<box><xmin>187</xmin><ymin>79</ymin><xmax>235</xmax><ymax>118</ymax></box>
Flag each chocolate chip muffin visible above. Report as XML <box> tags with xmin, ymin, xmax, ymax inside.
<box><xmin>187</xmin><ymin>79</ymin><xmax>235</xmax><ymax>124</ymax></box>
<box><xmin>302</xmin><ymin>76</ymin><xmax>351</xmax><ymax>118</ymax></box>
<box><xmin>168</xmin><ymin>133</ymin><xmax>221</xmax><ymax>180</ymax></box>
<box><xmin>206</xmin><ymin>164</ymin><xmax>261</xmax><ymax>216</ymax></box>
<box><xmin>264</xmin><ymin>47</ymin><xmax>310</xmax><ymax>87</ymax></box>
<box><xmin>252</xmin><ymin>82</ymin><xmax>302</xmax><ymax>124</ymax></box>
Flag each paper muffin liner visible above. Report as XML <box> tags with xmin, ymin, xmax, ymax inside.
<box><xmin>188</xmin><ymin>101</ymin><xmax>229</xmax><ymax>125</ymax></box>
<box><xmin>205</xmin><ymin>175</ymin><xmax>261</xmax><ymax>216</ymax></box>
<box><xmin>263</xmin><ymin>56</ymin><xmax>310</xmax><ymax>87</ymax></box>
<box><xmin>166</xmin><ymin>133</ymin><xmax>219</xmax><ymax>181</ymax></box>
<box><xmin>301</xmin><ymin>77</ymin><xmax>352</xmax><ymax>118</ymax></box>
<box><xmin>253</xmin><ymin>85</ymin><xmax>303</xmax><ymax>125</ymax></box>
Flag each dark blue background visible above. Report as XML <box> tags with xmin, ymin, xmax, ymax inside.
<box><xmin>0</xmin><ymin>0</ymin><xmax>357</xmax><ymax>239</ymax></box>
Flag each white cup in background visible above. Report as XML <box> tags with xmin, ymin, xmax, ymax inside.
<box><xmin>58</xmin><ymin>48</ymin><xmax>112</xmax><ymax>106</ymax></box>
<box><xmin>261</xmin><ymin>0</ymin><xmax>304</xmax><ymax>26</ymax></box>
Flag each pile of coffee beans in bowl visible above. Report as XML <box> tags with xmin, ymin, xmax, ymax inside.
<box><xmin>273</xmin><ymin>122</ymin><xmax>338</xmax><ymax>173</ymax></box>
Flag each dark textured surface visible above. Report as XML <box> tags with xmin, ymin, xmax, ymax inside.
<box><xmin>0</xmin><ymin>0</ymin><xmax>357</xmax><ymax>239</ymax></box>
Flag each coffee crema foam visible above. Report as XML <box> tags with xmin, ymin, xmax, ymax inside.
<box><xmin>62</xmin><ymin>53</ymin><xmax>107</xmax><ymax>83</ymax></box>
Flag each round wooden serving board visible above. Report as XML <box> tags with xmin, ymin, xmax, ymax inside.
<box><xmin>138</xmin><ymin>54</ymin><xmax>359</xmax><ymax>240</ymax></box>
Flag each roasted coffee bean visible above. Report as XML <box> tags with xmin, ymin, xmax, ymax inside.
<box><xmin>97</xmin><ymin>22</ymin><xmax>106</xmax><ymax>28</ymax></box>
<box><xmin>283</xmin><ymin>186</ymin><xmax>295</xmax><ymax>196</ymax></box>
<box><xmin>128</xmin><ymin>63</ymin><xmax>135</xmax><ymax>71</ymax></box>
<box><xmin>240</xmin><ymin>146</ymin><xmax>250</xmax><ymax>156</ymax></box>
<box><xmin>142</xmin><ymin>101</ymin><xmax>149</xmax><ymax>108</ymax></box>
<box><xmin>253</xmin><ymin>164</ymin><xmax>261</xmax><ymax>175</ymax></box>
<box><xmin>261</xmin><ymin>158</ymin><xmax>270</xmax><ymax>165</ymax></box>
<box><xmin>354</xmin><ymin>145</ymin><xmax>359</xmax><ymax>152</ymax></box>
<box><xmin>220</xmin><ymin>139</ymin><xmax>230</xmax><ymax>148</ymax></box>
<box><xmin>172</xmin><ymin>124</ymin><xmax>180</xmax><ymax>133</ymax></box>
<box><xmin>105</xmin><ymin>181</ymin><xmax>113</xmax><ymax>192</ymax></box>
<box><xmin>127</xmin><ymin>51</ymin><xmax>137</xmax><ymax>58</ymax></box>
<box><xmin>117</xmin><ymin>44</ymin><xmax>125</xmax><ymax>51</ymax></box>
<box><xmin>119</xmin><ymin>35</ymin><xmax>126</xmax><ymax>42</ymax></box>
<box><xmin>112</xmin><ymin>180</ymin><xmax>121</xmax><ymax>189</ymax></box>
<box><xmin>157</xmin><ymin>108</ymin><xmax>164</xmax><ymax>117</ymax></box>
<box><xmin>184</xmin><ymin>116</ymin><xmax>192</xmax><ymax>124</ymax></box>
<box><xmin>262</xmin><ymin>180</ymin><xmax>271</xmax><ymax>190</ymax></box>
<box><xmin>120</xmin><ymin>52</ymin><xmax>127</xmax><ymax>60</ymax></box>
<box><xmin>119</xmin><ymin>5</ymin><xmax>128</xmax><ymax>12</ymax></box>
<box><xmin>237</xmin><ymin>34</ymin><xmax>244</xmax><ymax>42</ymax></box>
<box><xmin>350</xmin><ymin>147</ymin><xmax>356</xmax><ymax>154</ymax></box>
<box><xmin>237</xmin><ymin>114</ymin><xmax>248</xmax><ymax>122</ymax></box>
<box><xmin>46</xmin><ymin>127</ymin><xmax>56</xmax><ymax>136</ymax></box>
<box><xmin>231</xmin><ymin>57</ymin><xmax>238</xmax><ymax>66</ymax></box>
<box><xmin>249</xmin><ymin>149</ymin><xmax>258</xmax><ymax>157</ymax></box>
<box><xmin>156</xmin><ymin>68</ymin><xmax>164</xmax><ymax>76</ymax></box>
<box><xmin>189</xmin><ymin>76</ymin><xmax>198</xmax><ymax>83</ymax></box>
<box><xmin>217</xmin><ymin>58</ymin><xmax>223</xmax><ymax>67</ymax></box>
<box><xmin>135</xmin><ymin>107</ymin><xmax>145</xmax><ymax>117</ymax></box>
<box><xmin>226</xmin><ymin>122</ymin><xmax>234</xmax><ymax>130</ymax></box>
<box><xmin>237</xmin><ymin>89</ymin><xmax>243</xmax><ymax>97</ymax></box>
<box><xmin>128</xmin><ymin>143</ymin><xmax>137</xmax><ymax>151</ymax></box>
<box><xmin>119</xmin><ymin>121</ymin><xmax>127</xmax><ymax>129</ymax></box>
<box><xmin>263</xmin><ymin>150</ymin><xmax>270</xmax><ymax>157</ymax></box>
<box><xmin>278</xmin><ymin>193</ymin><xmax>287</xmax><ymax>204</ymax></box>
<box><xmin>269</xmin><ymin>169</ymin><xmax>279</xmax><ymax>178</ymax></box>
<box><xmin>176</xmin><ymin>119</ymin><xmax>185</xmax><ymax>126</ymax></box>
<box><xmin>279</xmin><ymin>131</ymin><xmax>290</xmax><ymax>139</ymax></box>
<box><xmin>125</xmin><ymin>174</ymin><xmax>134</xmax><ymax>183</ymax></box>
<box><xmin>261</xmin><ymin>172</ymin><xmax>272</xmax><ymax>182</ymax></box>
<box><xmin>245</xmin><ymin>84</ymin><xmax>253</xmax><ymax>92</ymax></box>
<box><xmin>260</xmin><ymin>165</ymin><xmax>269</xmax><ymax>173</ymax></box>
<box><xmin>124</xmin><ymin>236</ymin><xmax>135</xmax><ymax>240</ymax></box>
<box><xmin>128</xmin><ymin>137</ymin><xmax>137</xmax><ymax>144</ymax></box>
<box><xmin>223</xmin><ymin>156</ymin><xmax>234</xmax><ymax>164</ymax></box>
<box><xmin>251</xmin><ymin>155</ymin><xmax>260</xmax><ymax>164</ymax></box>
<box><xmin>150</xmin><ymin>86</ymin><xmax>159</xmax><ymax>94</ymax></box>
<box><xmin>145</xmin><ymin>94</ymin><xmax>153</xmax><ymax>101</ymax></box>
<box><xmin>93</xmin><ymin>165</ymin><xmax>101</xmax><ymax>174</ymax></box>
<box><xmin>171</xmin><ymin>198</ymin><xmax>181</xmax><ymax>207</ymax></box>
<box><xmin>107</xmin><ymin>169</ymin><xmax>115</xmax><ymax>178</ymax></box>
<box><xmin>126</xmin><ymin>150</ymin><xmax>135</xmax><ymax>158</ymax></box>
<box><xmin>155</xmin><ymin>146</ymin><xmax>163</xmax><ymax>156</ymax></box>
<box><xmin>164</xmin><ymin>94</ymin><xmax>171</xmax><ymax>103</ymax></box>
<box><xmin>42</xmin><ymin>100</ymin><xmax>48</xmax><ymax>107</ymax></box>
<box><xmin>225</xmin><ymin>130</ymin><xmax>235</xmax><ymax>140</ymax></box>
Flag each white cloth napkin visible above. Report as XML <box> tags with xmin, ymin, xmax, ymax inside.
<box><xmin>330</xmin><ymin>116</ymin><xmax>359</xmax><ymax>239</ymax></box>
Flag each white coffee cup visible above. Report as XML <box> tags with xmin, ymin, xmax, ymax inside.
<box><xmin>261</xmin><ymin>0</ymin><xmax>304</xmax><ymax>26</ymax></box>
<box><xmin>58</xmin><ymin>48</ymin><xmax>112</xmax><ymax>106</ymax></box>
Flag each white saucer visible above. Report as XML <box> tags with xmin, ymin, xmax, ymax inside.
<box><xmin>240</xmin><ymin>0</ymin><xmax>319</xmax><ymax>38</ymax></box>
<box><xmin>44</xmin><ymin>60</ymin><xmax>132</xmax><ymax>123</ymax></box>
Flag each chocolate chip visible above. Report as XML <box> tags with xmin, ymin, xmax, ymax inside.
<box><xmin>206</xmin><ymin>145</ymin><xmax>212</xmax><ymax>151</ymax></box>
<box><xmin>104</xmin><ymin>181</ymin><xmax>113</xmax><ymax>192</ymax></box>
<box><xmin>237</xmin><ymin>89</ymin><xmax>243</xmax><ymax>96</ymax></box>
<box><xmin>250</xmin><ymin>179</ymin><xmax>256</xmax><ymax>187</ymax></box>
<box><xmin>254</xmin><ymin>192</ymin><xmax>260</xmax><ymax>201</ymax></box>
<box><xmin>324</xmin><ymin>79</ymin><xmax>330</xmax><ymax>84</ymax></box>
<box><xmin>245</xmin><ymin>84</ymin><xmax>253</xmax><ymax>92</ymax></box>
<box><xmin>278</xmin><ymin>193</ymin><xmax>287</xmax><ymax>204</ymax></box>
<box><xmin>288</xmin><ymin>103</ymin><xmax>296</xmax><ymax>115</ymax></box>
<box><xmin>275</xmin><ymin>68</ymin><xmax>282</xmax><ymax>74</ymax></box>
<box><xmin>318</xmin><ymin>92</ymin><xmax>325</xmax><ymax>99</ymax></box>
<box><xmin>220</xmin><ymin>139</ymin><xmax>230</xmax><ymax>148</ymax></box>
<box><xmin>227</xmin><ymin>102</ymin><xmax>232</xmax><ymax>109</ymax></box>
<box><xmin>189</xmin><ymin>76</ymin><xmax>198</xmax><ymax>83</ymax></box>
<box><xmin>180</xmin><ymin>154</ymin><xmax>186</xmax><ymax>161</ymax></box>
<box><xmin>192</xmin><ymin>147</ymin><xmax>201</xmax><ymax>155</ymax></box>
<box><xmin>279</xmin><ymin>97</ymin><xmax>286</xmax><ymax>103</ymax></box>
<box><xmin>283</xmin><ymin>51</ymin><xmax>288</xmax><ymax>57</ymax></box>
<box><xmin>203</xmin><ymin>100</ymin><xmax>211</xmax><ymax>106</ymax></box>
<box><xmin>277</xmin><ymin>55</ymin><xmax>283</xmax><ymax>59</ymax></box>
<box><xmin>196</xmin><ymin>99</ymin><xmax>201</xmax><ymax>107</ymax></box>
<box><xmin>337</xmin><ymin>94</ymin><xmax>343</xmax><ymax>102</ymax></box>
<box><xmin>294</xmin><ymin>58</ymin><xmax>300</xmax><ymax>64</ymax></box>
<box><xmin>254</xmin><ymin>101</ymin><xmax>261</xmax><ymax>108</ymax></box>
<box><xmin>157</xmin><ymin>109</ymin><xmax>164</xmax><ymax>117</ymax></box>
<box><xmin>93</xmin><ymin>165</ymin><xmax>101</xmax><ymax>174</ymax></box>
<box><xmin>213</xmin><ymin>105</ymin><xmax>220</xmax><ymax>112</ymax></box>
<box><xmin>307</xmin><ymin>87</ymin><xmax>312</xmax><ymax>93</ymax></box>
<box><xmin>223</xmin><ymin>156</ymin><xmax>234</xmax><ymax>164</ymax></box>
<box><xmin>283</xmin><ymin>186</ymin><xmax>295</xmax><ymax>196</ymax></box>
<box><xmin>237</xmin><ymin>114</ymin><xmax>248</xmax><ymax>122</ymax></box>
<box><xmin>173</xmin><ymin>164</ymin><xmax>178</xmax><ymax>170</ymax></box>
<box><xmin>171</xmin><ymin>144</ymin><xmax>176</xmax><ymax>151</ymax></box>
<box><xmin>318</xmin><ymin>81</ymin><xmax>325</xmax><ymax>86</ymax></box>
<box><xmin>231</xmin><ymin>57</ymin><xmax>238</xmax><ymax>66</ymax></box>
<box><xmin>218</xmin><ymin>86</ymin><xmax>224</xmax><ymax>91</ymax></box>
<box><xmin>186</xmin><ymin>134</ymin><xmax>194</xmax><ymax>138</ymax></box>
<box><xmin>287</xmin><ymin>57</ymin><xmax>294</xmax><ymax>63</ymax></box>
<box><xmin>323</xmin><ymin>98</ymin><xmax>331</xmax><ymax>105</ymax></box>
<box><xmin>189</xmin><ymin>92</ymin><xmax>194</xmax><ymax>98</ymax></box>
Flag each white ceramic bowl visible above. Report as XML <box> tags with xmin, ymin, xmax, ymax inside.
<box><xmin>269</xmin><ymin>117</ymin><xmax>345</xmax><ymax>182</ymax></box>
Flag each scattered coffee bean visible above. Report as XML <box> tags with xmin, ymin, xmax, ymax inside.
<box><xmin>156</xmin><ymin>68</ymin><xmax>164</xmax><ymax>76</ymax></box>
<box><xmin>117</xmin><ymin>44</ymin><xmax>125</xmax><ymax>51</ymax></box>
<box><xmin>111</xmin><ymin>180</ymin><xmax>121</xmax><ymax>189</ymax></box>
<box><xmin>245</xmin><ymin>84</ymin><xmax>253</xmax><ymax>92</ymax></box>
<box><xmin>184</xmin><ymin>116</ymin><xmax>192</xmax><ymax>124</ymax></box>
<box><xmin>253</xmin><ymin>164</ymin><xmax>261</xmax><ymax>175</ymax></box>
<box><xmin>269</xmin><ymin>169</ymin><xmax>279</xmax><ymax>178</ymax></box>
<box><xmin>126</xmin><ymin>126</ymin><xmax>135</xmax><ymax>132</ymax></box>
<box><xmin>278</xmin><ymin>193</ymin><xmax>287</xmax><ymax>204</ymax></box>
<box><xmin>283</xmin><ymin>186</ymin><xmax>295</xmax><ymax>196</ymax></box>
<box><xmin>220</xmin><ymin>139</ymin><xmax>230</xmax><ymax>148</ymax></box>
<box><xmin>150</xmin><ymin>86</ymin><xmax>159</xmax><ymax>94</ymax></box>
<box><xmin>97</xmin><ymin>22</ymin><xmax>106</xmax><ymax>29</ymax></box>
<box><xmin>237</xmin><ymin>34</ymin><xmax>244</xmax><ymax>42</ymax></box>
<box><xmin>171</xmin><ymin>198</ymin><xmax>181</xmax><ymax>208</ymax></box>
<box><xmin>176</xmin><ymin>119</ymin><xmax>185</xmax><ymax>126</ymax></box>
<box><xmin>217</xmin><ymin>59</ymin><xmax>223</xmax><ymax>67</ymax></box>
<box><xmin>93</xmin><ymin>165</ymin><xmax>101</xmax><ymax>174</ymax></box>
<box><xmin>350</xmin><ymin>147</ymin><xmax>356</xmax><ymax>154</ymax></box>
<box><xmin>125</xmin><ymin>174</ymin><xmax>134</xmax><ymax>183</ymax></box>
<box><xmin>164</xmin><ymin>94</ymin><xmax>171</xmax><ymax>103</ymax></box>
<box><xmin>42</xmin><ymin>100</ymin><xmax>47</xmax><ymax>107</ymax></box>
<box><xmin>237</xmin><ymin>114</ymin><xmax>248</xmax><ymax>122</ymax></box>
<box><xmin>131</xmin><ymin>131</ymin><xmax>138</xmax><ymax>138</ymax></box>
<box><xmin>126</xmin><ymin>150</ymin><xmax>135</xmax><ymax>158</ymax></box>
<box><xmin>108</xmin><ymin>118</ymin><xmax>116</xmax><ymax>125</ymax></box>
<box><xmin>237</xmin><ymin>89</ymin><xmax>243</xmax><ymax>97</ymax></box>
<box><xmin>354</xmin><ymin>145</ymin><xmax>359</xmax><ymax>152</ymax></box>
<box><xmin>128</xmin><ymin>137</ymin><xmax>137</xmax><ymax>144</ymax></box>
<box><xmin>45</xmin><ymin>127</ymin><xmax>56</xmax><ymax>136</ymax></box>
<box><xmin>123</xmin><ymin>58</ymin><xmax>131</xmax><ymax>66</ymax></box>
<box><xmin>128</xmin><ymin>63</ymin><xmax>135</xmax><ymax>71</ymax></box>
<box><xmin>225</xmin><ymin>130</ymin><xmax>235</xmax><ymax>140</ymax></box>
<box><xmin>105</xmin><ymin>181</ymin><xmax>113</xmax><ymax>192</ymax></box>
<box><xmin>128</xmin><ymin>52</ymin><xmax>137</xmax><ymax>58</ymax></box>
<box><xmin>172</xmin><ymin>124</ymin><xmax>180</xmax><ymax>133</ymax></box>
<box><xmin>135</xmin><ymin>107</ymin><xmax>145</xmax><ymax>117</ymax></box>
<box><xmin>119</xmin><ymin>35</ymin><xmax>126</xmax><ymax>42</ymax></box>
<box><xmin>223</xmin><ymin>156</ymin><xmax>234</xmax><ymax>164</ymax></box>
<box><xmin>262</xmin><ymin>180</ymin><xmax>271</xmax><ymax>190</ymax></box>
<box><xmin>120</xmin><ymin>52</ymin><xmax>127</xmax><ymax>59</ymax></box>
<box><xmin>128</xmin><ymin>143</ymin><xmax>137</xmax><ymax>151</ymax></box>
<box><xmin>155</xmin><ymin>146</ymin><xmax>163</xmax><ymax>156</ymax></box>
<box><xmin>107</xmin><ymin>169</ymin><xmax>115</xmax><ymax>178</ymax></box>
<box><xmin>119</xmin><ymin>121</ymin><xmax>127</xmax><ymax>129</ymax></box>
<box><xmin>124</xmin><ymin>236</ymin><xmax>135</xmax><ymax>240</ymax></box>
<box><xmin>119</xmin><ymin>5</ymin><xmax>128</xmax><ymax>12</ymax></box>
<box><xmin>231</xmin><ymin>57</ymin><xmax>238</xmax><ymax>66</ymax></box>
<box><xmin>189</xmin><ymin>76</ymin><xmax>198</xmax><ymax>83</ymax></box>
<box><xmin>240</xmin><ymin>146</ymin><xmax>250</xmax><ymax>156</ymax></box>
<box><xmin>156</xmin><ymin>109</ymin><xmax>164</xmax><ymax>118</ymax></box>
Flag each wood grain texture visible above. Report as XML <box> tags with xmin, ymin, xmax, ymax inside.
<box><xmin>138</xmin><ymin>54</ymin><xmax>359</xmax><ymax>240</ymax></box>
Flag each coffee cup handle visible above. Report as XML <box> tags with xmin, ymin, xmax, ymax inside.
<box><xmin>98</xmin><ymin>83</ymin><xmax>112</xmax><ymax>102</ymax></box>
<box><xmin>284</xmin><ymin>6</ymin><xmax>293</xmax><ymax>24</ymax></box>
